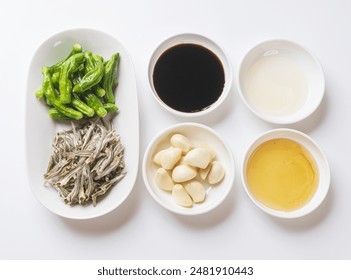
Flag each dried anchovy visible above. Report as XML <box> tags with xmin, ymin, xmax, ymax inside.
<box><xmin>44</xmin><ymin>119</ymin><xmax>126</xmax><ymax>206</ymax></box>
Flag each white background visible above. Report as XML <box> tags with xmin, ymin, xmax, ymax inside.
<box><xmin>1</xmin><ymin>0</ymin><xmax>350</xmax><ymax>260</ymax></box>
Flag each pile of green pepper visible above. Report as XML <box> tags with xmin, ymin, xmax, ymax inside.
<box><xmin>35</xmin><ymin>43</ymin><xmax>120</xmax><ymax>120</ymax></box>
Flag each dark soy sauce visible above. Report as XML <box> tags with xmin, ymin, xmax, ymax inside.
<box><xmin>153</xmin><ymin>44</ymin><xmax>225</xmax><ymax>113</ymax></box>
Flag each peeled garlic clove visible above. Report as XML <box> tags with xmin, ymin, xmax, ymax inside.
<box><xmin>184</xmin><ymin>148</ymin><xmax>212</xmax><ymax>169</ymax></box>
<box><xmin>172</xmin><ymin>165</ymin><xmax>197</xmax><ymax>183</ymax></box>
<box><xmin>199</xmin><ymin>163</ymin><xmax>211</xmax><ymax>180</ymax></box>
<box><xmin>161</xmin><ymin>147</ymin><xmax>182</xmax><ymax>170</ymax></box>
<box><xmin>177</xmin><ymin>156</ymin><xmax>186</xmax><ymax>165</ymax></box>
<box><xmin>170</xmin><ymin>134</ymin><xmax>193</xmax><ymax>154</ymax></box>
<box><xmin>207</xmin><ymin>161</ymin><xmax>225</xmax><ymax>184</ymax></box>
<box><xmin>155</xmin><ymin>168</ymin><xmax>174</xmax><ymax>191</ymax></box>
<box><xmin>198</xmin><ymin>142</ymin><xmax>216</xmax><ymax>159</ymax></box>
<box><xmin>153</xmin><ymin>150</ymin><xmax>165</xmax><ymax>165</ymax></box>
<box><xmin>172</xmin><ymin>184</ymin><xmax>193</xmax><ymax>207</ymax></box>
<box><xmin>185</xmin><ymin>181</ymin><xmax>206</xmax><ymax>203</ymax></box>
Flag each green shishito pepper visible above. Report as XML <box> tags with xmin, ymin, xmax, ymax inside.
<box><xmin>51</xmin><ymin>72</ymin><xmax>60</xmax><ymax>85</ymax></box>
<box><xmin>103</xmin><ymin>103</ymin><xmax>118</xmax><ymax>113</ymax></box>
<box><xmin>51</xmin><ymin>99</ymin><xmax>83</xmax><ymax>120</ymax></box>
<box><xmin>71</xmin><ymin>92</ymin><xmax>95</xmax><ymax>117</ymax></box>
<box><xmin>42</xmin><ymin>66</ymin><xmax>83</xmax><ymax>120</ymax></box>
<box><xmin>78</xmin><ymin>52</ymin><xmax>105</xmax><ymax>97</ymax></box>
<box><xmin>48</xmin><ymin>43</ymin><xmax>82</xmax><ymax>75</ymax></box>
<box><xmin>35</xmin><ymin>88</ymin><xmax>44</xmax><ymax>100</ymax></box>
<box><xmin>35</xmin><ymin>44</ymin><xmax>120</xmax><ymax>121</ymax></box>
<box><xmin>73</xmin><ymin>54</ymin><xmax>104</xmax><ymax>93</ymax></box>
<box><xmin>48</xmin><ymin>108</ymin><xmax>73</xmax><ymax>120</ymax></box>
<box><xmin>94</xmin><ymin>86</ymin><xmax>106</xmax><ymax>97</ymax></box>
<box><xmin>59</xmin><ymin>53</ymin><xmax>85</xmax><ymax>104</ymax></box>
<box><xmin>84</xmin><ymin>51</ymin><xmax>94</xmax><ymax>72</ymax></box>
<box><xmin>42</xmin><ymin>66</ymin><xmax>59</xmax><ymax>101</ymax></box>
<box><xmin>101</xmin><ymin>53</ymin><xmax>120</xmax><ymax>103</ymax></box>
<box><xmin>84</xmin><ymin>92</ymin><xmax>107</xmax><ymax>117</ymax></box>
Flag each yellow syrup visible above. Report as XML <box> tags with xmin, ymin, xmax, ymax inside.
<box><xmin>246</xmin><ymin>138</ymin><xmax>318</xmax><ymax>211</ymax></box>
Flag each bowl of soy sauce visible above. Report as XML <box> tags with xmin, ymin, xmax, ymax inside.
<box><xmin>148</xmin><ymin>34</ymin><xmax>232</xmax><ymax>117</ymax></box>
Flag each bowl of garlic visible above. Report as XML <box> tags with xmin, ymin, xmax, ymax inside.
<box><xmin>142</xmin><ymin>123</ymin><xmax>235</xmax><ymax>215</ymax></box>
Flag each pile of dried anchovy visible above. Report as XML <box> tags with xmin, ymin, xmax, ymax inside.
<box><xmin>44</xmin><ymin>119</ymin><xmax>126</xmax><ymax>206</ymax></box>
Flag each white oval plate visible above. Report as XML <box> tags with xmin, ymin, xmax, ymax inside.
<box><xmin>25</xmin><ymin>28</ymin><xmax>139</xmax><ymax>219</ymax></box>
<box><xmin>143</xmin><ymin>123</ymin><xmax>235</xmax><ymax>215</ymax></box>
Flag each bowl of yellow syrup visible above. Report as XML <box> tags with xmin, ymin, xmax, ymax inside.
<box><xmin>242</xmin><ymin>129</ymin><xmax>330</xmax><ymax>218</ymax></box>
<box><xmin>238</xmin><ymin>39</ymin><xmax>325</xmax><ymax>124</ymax></box>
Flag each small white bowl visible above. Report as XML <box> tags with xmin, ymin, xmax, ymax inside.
<box><xmin>148</xmin><ymin>33</ymin><xmax>233</xmax><ymax>118</ymax></box>
<box><xmin>238</xmin><ymin>39</ymin><xmax>325</xmax><ymax>124</ymax></box>
<box><xmin>143</xmin><ymin>123</ymin><xmax>235</xmax><ymax>215</ymax></box>
<box><xmin>241</xmin><ymin>129</ymin><xmax>330</xmax><ymax>218</ymax></box>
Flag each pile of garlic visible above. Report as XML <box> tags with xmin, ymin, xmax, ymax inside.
<box><xmin>153</xmin><ymin>134</ymin><xmax>225</xmax><ymax>207</ymax></box>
